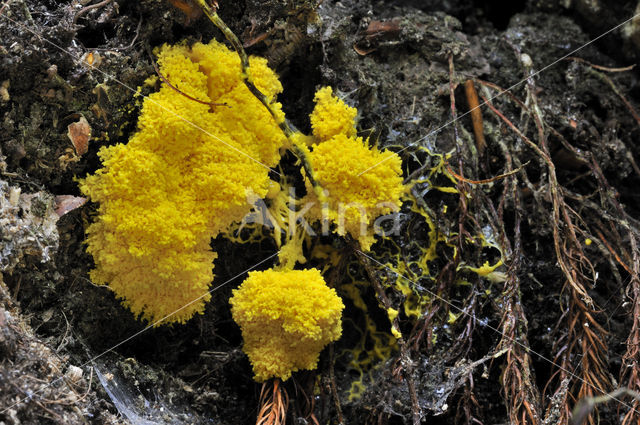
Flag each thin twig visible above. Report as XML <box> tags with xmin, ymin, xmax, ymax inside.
<box><xmin>194</xmin><ymin>0</ymin><xmax>322</xmax><ymax>192</ymax></box>
<box><xmin>586</xmin><ymin>67</ymin><xmax>640</xmax><ymax>126</ymax></box>
<box><xmin>445</xmin><ymin>161</ymin><xmax>529</xmax><ymax>185</ymax></box>
<box><xmin>565</xmin><ymin>56</ymin><xmax>635</xmax><ymax>73</ymax></box>
<box><xmin>72</xmin><ymin>0</ymin><xmax>113</xmax><ymax>25</ymax></box>
<box><xmin>145</xmin><ymin>44</ymin><xmax>228</xmax><ymax>109</ymax></box>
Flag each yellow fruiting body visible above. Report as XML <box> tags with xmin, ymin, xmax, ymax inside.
<box><xmin>304</xmin><ymin>87</ymin><xmax>405</xmax><ymax>250</ymax></box>
<box><xmin>309</xmin><ymin>86</ymin><xmax>357</xmax><ymax>142</ymax></box>
<box><xmin>230</xmin><ymin>268</ymin><xmax>344</xmax><ymax>382</ymax></box>
<box><xmin>306</xmin><ymin>134</ymin><xmax>404</xmax><ymax>250</ymax></box>
<box><xmin>80</xmin><ymin>40</ymin><xmax>286</xmax><ymax>324</ymax></box>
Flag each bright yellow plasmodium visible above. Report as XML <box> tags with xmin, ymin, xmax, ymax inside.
<box><xmin>309</xmin><ymin>86</ymin><xmax>357</xmax><ymax>142</ymax></box>
<box><xmin>80</xmin><ymin>40</ymin><xmax>286</xmax><ymax>324</ymax></box>
<box><xmin>307</xmin><ymin>135</ymin><xmax>404</xmax><ymax>250</ymax></box>
<box><xmin>230</xmin><ymin>268</ymin><xmax>344</xmax><ymax>382</ymax></box>
<box><xmin>304</xmin><ymin>89</ymin><xmax>405</xmax><ymax>250</ymax></box>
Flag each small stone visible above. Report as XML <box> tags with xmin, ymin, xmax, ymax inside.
<box><xmin>0</xmin><ymin>81</ymin><xmax>9</xmax><ymax>102</ymax></box>
<box><xmin>65</xmin><ymin>365</ymin><xmax>83</xmax><ymax>383</ymax></box>
<box><xmin>8</xmin><ymin>187</ymin><xmax>20</xmax><ymax>207</ymax></box>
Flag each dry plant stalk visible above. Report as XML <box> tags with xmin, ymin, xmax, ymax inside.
<box><xmin>449</xmin><ymin>54</ymin><xmax>540</xmax><ymax>425</ymax></box>
<box><xmin>589</xmin><ymin>168</ymin><xmax>640</xmax><ymax>424</ymax></box>
<box><xmin>470</xmin><ymin>128</ymin><xmax>541</xmax><ymax>425</ymax></box>
<box><xmin>498</xmin><ymin>176</ymin><xmax>541</xmax><ymax>425</ymax></box>
<box><xmin>620</xmin><ymin>265</ymin><xmax>640</xmax><ymax>424</ymax></box>
<box><xmin>447</xmin><ymin>55</ymin><xmax>486</xmax><ymax>424</ymax></box>
<box><xmin>256</xmin><ymin>379</ymin><xmax>289</xmax><ymax>425</ymax></box>
<box><xmin>499</xmin><ymin>280</ymin><xmax>541</xmax><ymax>425</ymax></box>
<box><xmin>620</xmin><ymin>290</ymin><xmax>640</xmax><ymax>425</ymax></box>
<box><xmin>194</xmin><ymin>0</ymin><xmax>321</xmax><ymax>192</ymax></box>
<box><xmin>477</xmin><ymin>76</ymin><xmax>611</xmax><ymax>425</ymax></box>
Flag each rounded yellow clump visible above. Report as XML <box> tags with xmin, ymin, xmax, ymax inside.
<box><xmin>306</xmin><ymin>134</ymin><xmax>405</xmax><ymax>250</ymax></box>
<box><xmin>309</xmin><ymin>86</ymin><xmax>357</xmax><ymax>142</ymax></box>
<box><xmin>80</xmin><ymin>40</ymin><xmax>286</xmax><ymax>324</ymax></box>
<box><xmin>230</xmin><ymin>268</ymin><xmax>344</xmax><ymax>382</ymax></box>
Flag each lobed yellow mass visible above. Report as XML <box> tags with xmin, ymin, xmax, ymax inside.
<box><xmin>80</xmin><ymin>40</ymin><xmax>286</xmax><ymax>324</ymax></box>
<box><xmin>306</xmin><ymin>89</ymin><xmax>405</xmax><ymax>250</ymax></box>
<box><xmin>230</xmin><ymin>268</ymin><xmax>344</xmax><ymax>382</ymax></box>
<box><xmin>309</xmin><ymin>86</ymin><xmax>358</xmax><ymax>142</ymax></box>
